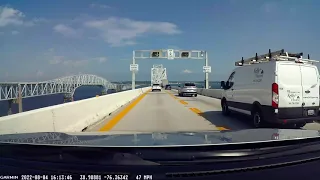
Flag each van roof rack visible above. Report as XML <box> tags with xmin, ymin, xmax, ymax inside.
<box><xmin>235</xmin><ymin>49</ymin><xmax>319</xmax><ymax>66</ymax></box>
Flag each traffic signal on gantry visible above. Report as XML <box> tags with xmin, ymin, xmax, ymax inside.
<box><xmin>180</xmin><ymin>51</ymin><xmax>190</xmax><ymax>58</ymax></box>
<box><xmin>151</xmin><ymin>51</ymin><xmax>161</xmax><ymax>58</ymax></box>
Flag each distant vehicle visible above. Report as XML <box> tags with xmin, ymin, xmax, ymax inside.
<box><xmin>178</xmin><ymin>83</ymin><xmax>197</xmax><ymax>97</ymax></box>
<box><xmin>161</xmin><ymin>79</ymin><xmax>169</xmax><ymax>88</ymax></box>
<box><xmin>165</xmin><ymin>85</ymin><xmax>171</xmax><ymax>90</ymax></box>
<box><xmin>152</xmin><ymin>84</ymin><xmax>161</xmax><ymax>92</ymax></box>
<box><xmin>220</xmin><ymin>50</ymin><xmax>320</xmax><ymax>128</ymax></box>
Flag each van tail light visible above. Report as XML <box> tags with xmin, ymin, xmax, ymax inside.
<box><xmin>272</xmin><ymin>83</ymin><xmax>279</xmax><ymax>108</ymax></box>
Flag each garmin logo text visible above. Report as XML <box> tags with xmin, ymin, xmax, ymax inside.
<box><xmin>0</xmin><ymin>175</ymin><xmax>19</xmax><ymax>179</ymax></box>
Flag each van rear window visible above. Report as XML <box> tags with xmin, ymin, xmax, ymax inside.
<box><xmin>300</xmin><ymin>66</ymin><xmax>318</xmax><ymax>86</ymax></box>
<box><xmin>278</xmin><ymin>65</ymin><xmax>301</xmax><ymax>86</ymax></box>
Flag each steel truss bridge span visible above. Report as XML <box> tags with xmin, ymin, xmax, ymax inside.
<box><xmin>0</xmin><ymin>74</ymin><xmax>131</xmax><ymax>101</ymax></box>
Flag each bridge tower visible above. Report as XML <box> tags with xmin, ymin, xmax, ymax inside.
<box><xmin>151</xmin><ymin>64</ymin><xmax>167</xmax><ymax>86</ymax></box>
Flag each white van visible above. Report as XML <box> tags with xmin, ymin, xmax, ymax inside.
<box><xmin>220</xmin><ymin>50</ymin><xmax>320</xmax><ymax>128</ymax></box>
<box><xmin>152</xmin><ymin>84</ymin><xmax>161</xmax><ymax>92</ymax></box>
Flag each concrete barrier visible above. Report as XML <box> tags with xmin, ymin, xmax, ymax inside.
<box><xmin>197</xmin><ymin>89</ymin><xmax>223</xmax><ymax>99</ymax></box>
<box><xmin>0</xmin><ymin>87</ymin><xmax>150</xmax><ymax>135</ymax></box>
<box><xmin>170</xmin><ymin>87</ymin><xmax>222</xmax><ymax>99</ymax></box>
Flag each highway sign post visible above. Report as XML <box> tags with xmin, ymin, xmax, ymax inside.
<box><xmin>132</xmin><ymin>49</ymin><xmax>210</xmax><ymax>89</ymax></box>
<box><xmin>130</xmin><ymin>64</ymin><xmax>139</xmax><ymax>72</ymax></box>
<box><xmin>203</xmin><ymin>66</ymin><xmax>211</xmax><ymax>73</ymax></box>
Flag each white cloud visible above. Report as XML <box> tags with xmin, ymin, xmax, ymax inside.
<box><xmin>0</xmin><ymin>6</ymin><xmax>46</xmax><ymax>27</ymax></box>
<box><xmin>53</xmin><ymin>24</ymin><xmax>81</xmax><ymax>38</ymax></box>
<box><xmin>83</xmin><ymin>17</ymin><xmax>181</xmax><ymax>46</ymax></box>
<box><xmin>11</xmin><ymin>30</ymin><xmax>19</xmax><ymax>35</ymax></box>
<box><xmin>90</xmin><ymin>3</ymin><xmax>111</xmax><ymax>9</ymax></box>
<box><xmin>0</xmin><ymin>6</ymin><xmax>24</xmax><ymax>27</ymax></box>
<box><xmin>182</xmin><ymin>69</ymin><xmax>193</xmax><ymax>74</ymax></box>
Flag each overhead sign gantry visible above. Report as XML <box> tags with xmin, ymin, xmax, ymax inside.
<box><xmin>130</xmin><ymin>49</ymin><xmax>211</xmax><ymax>89</ymax></box>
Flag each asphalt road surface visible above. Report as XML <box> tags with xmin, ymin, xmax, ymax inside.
<box><xmin>86</xmin><ymin>90</ymin><xmax>320</xmax><ymax>133</ymax></box>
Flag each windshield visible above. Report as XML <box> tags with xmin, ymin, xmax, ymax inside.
<box><xmin>0</xmin><ymin>1</ymin><xmax>319</xmax><ymax>151</ymax></box>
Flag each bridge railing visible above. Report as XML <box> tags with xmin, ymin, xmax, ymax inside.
<box><xmin>0</xmin><ymin>74</ymin><xmax>137</xmax><ymax>101</ymax></box>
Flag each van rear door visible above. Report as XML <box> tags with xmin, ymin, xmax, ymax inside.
<box><xmin>300</xmin><ymin>65</ymin><xmax>319</xmax><ymax>116</ymax></box>
<box><xmin>277</xmin><ymin>64</ymin><xmax>303</xmax><ymax>118</ymax></box>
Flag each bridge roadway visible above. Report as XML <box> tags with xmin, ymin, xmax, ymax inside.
<box><xmin>85</xmin><ymin>89</ymin><xmax>320</xmax><ymax>133</ymax></box>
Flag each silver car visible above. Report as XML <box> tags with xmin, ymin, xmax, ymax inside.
<box><xmin>178</xmin><ymin>83</ymin><xmax>197</xmax><ymax>97</ymax></box>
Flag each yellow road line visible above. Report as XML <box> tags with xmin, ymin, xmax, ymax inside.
<box><xmin>217</xmin><ymin>127</ymin><xmax>230</xmax><ymax>131</ymax></box>
<box><xmin>179</xmin><ymin>100</ymin><xmax>188</xmax><ymax>105</ymax></box>
<box><xmin>188</xmin><ymin>107</ymin><xmax>230</xmax><ymax>131</ymax></box>
<box><xmin>189</xmin><ymin>107</ymin><xmax>202</xmax><ymax>115</ymax></box>
<box><xmin>166</xmin><ymin>91</ymin><xmax>230</xmax><ymax>131</ymax></box>
<box><xmin>99</xmin><ymin>89</ymin><xmax>151</xmax><ymax>131</ymax></box>
<box><xmin>166</xmin><ymin>91</ymin><xmax>179</xmax><ymax>99</ymax></box>
<box><xmin>165</xmin><ymin>91</ymin><xmax>187</xmax><ymax>105</ymax></box>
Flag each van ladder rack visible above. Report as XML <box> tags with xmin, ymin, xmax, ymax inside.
<box><xmin>235</xmin><ymin>49</ymin><xmax>319</xmax><ymax>66</ymax></box>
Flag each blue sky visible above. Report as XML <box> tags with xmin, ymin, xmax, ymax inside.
<box><xmin>0</xmin><ymin>0</ymin><xmax>319</xmax><ymax>82</ymax></box>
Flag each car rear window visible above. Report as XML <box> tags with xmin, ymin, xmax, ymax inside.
<box><xmin>153</xmin><ymin>84</ymin><xmax>160</xmax><ymax>86</ymax></box>
<box><xmin>184</xmin><ymin>83</ymin><xmax>195</xmax><ymax>86</ymax></box>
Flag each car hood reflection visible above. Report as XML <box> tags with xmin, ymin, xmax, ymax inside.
<box><xmin>0</xmin><ymin>129</ymin><xmax>319</xmax><ymax>147</ymax></box>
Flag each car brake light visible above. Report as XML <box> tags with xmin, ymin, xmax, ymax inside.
<box><xmin>272</xmin><ymin>83</ymin><xmax>279</xmax><ymax>108</ymax></box>
<box><xmin>271</xmin><ymin>133</ymin><xmax>279</xmax><ymax>140</ymax></box>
